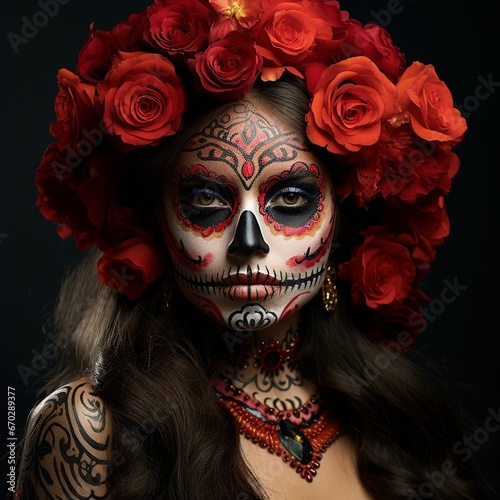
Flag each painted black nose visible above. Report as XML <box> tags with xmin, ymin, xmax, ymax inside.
<box><xmin>228</xmin><ymin>211</ymin><xmax>269</xmax><ymax>256</ymax></box>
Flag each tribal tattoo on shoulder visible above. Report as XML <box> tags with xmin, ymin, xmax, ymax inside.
<box><xmin>182</xmin><ymin>103</ymin><xmax>310</xmax><ymax>190</ymax></box>
<box><xmin>22</xmin><ymin>382</ymin><xmax>112</xmax><ymax>499</ymax></box>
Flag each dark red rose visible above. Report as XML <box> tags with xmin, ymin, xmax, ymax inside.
<box><xmin>99</xmin><ymin>51</ymin><xmax>186</xmax><ymax>150</ymax></box>
<box><xmin>336</xmin><ymin>157</ymin><xmax>383</xmax><ymax>207</ymax></box>
<box><xmin>76</xmin><ymin>26</ymin><xmax>121</xmax><ymax>83</ymax></box>
<box><xmin>95</xmin><ymin>205</ymin><xmax>151</xmax><ymax>250</ymax></box>
<box><xmin>338</xmin><ymin>226</ymin><xmax>416</xmax><ymax>309</ymax></box>
<box><xmin>385</xmin><ymin>195</ymin><xmax>450</xmax><ymax>263</ymax></box>
<box><xmin>191</xmin><ymin>32</ymin><xmax>262</xmax><ymax>99</ymax></box>
<box><xmin>49</xmin><ymin>69</ymin><xmax>98</xmax><ymax>151</ymax></box>
<box><xmin>97</xmin><ymin>236</ymin><xmax>165</xmax><ymax>299</ymax></box>
<box><xmin>145</xmin><ymin>0</ymin><xmax>209</xmax><ymax>55</ymax></box>
<box><xmin>336</xmin><ymin>23</ymin><xmax>405</xmax><ymax>83</ymax></box>
<box><xmin>381</xmin><ymin>147</ymin><xmax>459</xmax><ymax>204</ymax></box>
<box><xmin>367</xmin><ymin>289</ymin><xmax>429</xmax><ymax>349</ymax></box>
<box><xmin>111</xmin><ymin>12</ymin><xmax>149</xmax><ymax>52</ymax></box>
<box><xmin>35</xmin><ymin>145</ymin><xmax>95</xmax><ymax>248</ymax></box>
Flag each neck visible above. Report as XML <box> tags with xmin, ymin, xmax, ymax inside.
<box><xmin>215</xmin><ymin>311</ymin><xmax>317</xmax><ymax>410</ymax></box>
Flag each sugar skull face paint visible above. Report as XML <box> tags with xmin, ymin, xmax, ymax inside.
<box><xmin>161</xmin><ymin>102</ymin><xmax>336</xmax><ymax>331</ymax></box>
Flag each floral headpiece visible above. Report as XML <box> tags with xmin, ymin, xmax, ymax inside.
<box><xmin>35</xmin><ymin>0</ymin><xmax>466</xmax><ymax>345</ymax></box>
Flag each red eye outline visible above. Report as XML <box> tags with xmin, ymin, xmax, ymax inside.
<box><xmin>258</xmin><ymin>162</ymin><xmax>325</xmax><ymax>237</ymax></box>
<box><xmin>172</xmin><ymin>164</ymin><xmax>239</xmax><ymax>238</ymax></box>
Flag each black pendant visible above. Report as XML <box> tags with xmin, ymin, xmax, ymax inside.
<box><xmin>278</xmin><ymin>419</ymin><xmax>313</xmax><ymax>464</ymax></box>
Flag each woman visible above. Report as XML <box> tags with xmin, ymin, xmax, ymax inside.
<box><xmin>16</xmin><ymin>0</ymin><xmax>487</xmax><ymax>498</ymax></box>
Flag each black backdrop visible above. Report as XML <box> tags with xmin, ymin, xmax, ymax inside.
<box><xmin>1</xmin><ymin>0</ymin><xmax>499</xmax><ymax>497</ymax></box>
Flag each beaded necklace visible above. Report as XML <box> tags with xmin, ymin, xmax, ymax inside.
<box><xmin>212</xmin><ymin>375</ymin><xmax>342</xmax><ymax>483</ymax></box>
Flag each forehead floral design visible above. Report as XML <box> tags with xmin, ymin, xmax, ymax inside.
<box><xmin>35</xmin><ymin>0</ymin><xmax>467</xmax><ymax>343</ymax></box>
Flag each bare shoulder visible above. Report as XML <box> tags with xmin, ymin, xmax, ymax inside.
<box><xmin>17</xmin><ymin>378</ymin><xmax>113</xmax><ymax>499</ymax></box>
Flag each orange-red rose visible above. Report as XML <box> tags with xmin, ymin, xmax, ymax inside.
<box><xmin>192</xmin><ymin>32</ymin><xmax>262</xmax><ymax>99</ymax></box>
<box><xmin>397</xmin><ymin>62</ymin><xmax>467</xmax><ymax>147</ymax></box>
<box><xmin>252</xmin><ymin>0</ymin><xmax>332</xmax><ymax>80</ymax></box>
<box><xmin>97</xmin><ymin>236</ymin><xmax>165</xmax><ymax>299</ymax></box>
<box><xmin>338</xmin><ymin>226</ymin><xmax>416</xmax><ymax>309</ymax></box>
<box><xmin>306</xmin><ymin>56</ymin><xmax>398</xmax><ymax>154</ymax></box>
<box><xmin>99</xmin><ymin>51</ymin><xmax>186</xmax><ymax>150</ymax></box>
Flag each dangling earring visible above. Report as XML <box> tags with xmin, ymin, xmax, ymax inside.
<box><xmin>322</xmin><ymin>265</ymin><xmax>338</xmax><ymax>313</ymax></box>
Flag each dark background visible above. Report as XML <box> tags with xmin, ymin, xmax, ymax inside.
<box><xmin>1</xmin><ymin>0</ymin><xmax>499</xmax><ymax>497</ymax></box>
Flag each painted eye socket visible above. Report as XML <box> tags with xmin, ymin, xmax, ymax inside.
<box><xmin>263</xmin><ymin>179</ymin><xmax>321</xmax><ymax>229</ymax></box>
<box><xmin>190</xmin><ymin>188</ymin><xmax>230</xmax><ymax>209</ymax></box>
<box><xmin>266</xmin><ymin>187</ymin><xmax>309</xmax><ymax>211</ymax></box>
<box><xmin>177</xmin><ymin>177</ymin><xmax>237</xmax><ymax>232</ymax></box>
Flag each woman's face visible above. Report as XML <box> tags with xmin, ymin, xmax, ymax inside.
<box><xmin>161</xmin><ymin>101</ymin><xmax>336</xmax><ymax>331</ymax></box>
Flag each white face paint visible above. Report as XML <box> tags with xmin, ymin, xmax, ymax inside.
<box><xmin>161</xmin><ymin>102</ymin><xmax>336</xmax><ymax>331</ymax></box>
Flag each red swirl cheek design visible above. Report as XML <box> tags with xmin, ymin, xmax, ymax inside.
<box><xmin>158</xmin><ymin>205</ymin><xmax>214</xmax><ymax>272</ymax></box>
<box><xmin>286</xmin><ymin>217</ymin><xmax>335</xmax><ymax>269</ymax></box>
<box><xmin>258</xmin><ymin>162</ymin><xmax>325</xmax><ymax>237</ymax></box>
<box><xmin>279</xmin><ymin>292</ymin><xmax>311</xmax><ymax>320</ymax></box>
<box><xmin>172</xmin><ymin>164</ymin><xmax>239</xmax><ymax>238</ymax></box>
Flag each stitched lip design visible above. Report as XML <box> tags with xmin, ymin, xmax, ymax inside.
<box><xmin>175</xmin><ymin>265</ymin><xmax>325</xmax><ymax>301</ymax></box>
<box><xmin>219</xmin><ymin>272</ymin><xmax>281</xmax><ymax>286</ymax></box>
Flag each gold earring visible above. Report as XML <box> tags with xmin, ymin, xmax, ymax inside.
<box><xmin>322</xmin><ymin>266</ymin><xmax>338</xmax><ymax>313</ymax></box>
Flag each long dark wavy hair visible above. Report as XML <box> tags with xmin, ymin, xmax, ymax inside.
<box><xmin>32</xmin><ymin>76</ymin><xmax>486</xmax><ymax>499</ymax></box>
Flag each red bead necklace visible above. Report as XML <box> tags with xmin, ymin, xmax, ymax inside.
<box><xmin>212</xmin><ymin>375</ymin><xmax>343</xmax><ymax>483</ymax></box>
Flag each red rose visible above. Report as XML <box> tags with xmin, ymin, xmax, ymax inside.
<box><xmin>97</xmin><ymin>237</ymin><xmax>165</xmax><ymax>299</ymax></box>
<box><xmin>252</xmin><ymin>0</ymin><xmax>332</xmax><ymax>80</ymax></box>
<box><xmin>336</xmin><ymin>23</ymin><xmax>405</xmax><ymax>83</ymax></box>
<box><xmin>49</xmin><ymin>69</ymin><xmax>98</xmax><ymax>151</ymax></box>
<box><xmin>306</xmin><ymin>56</ymin><xmax>398</xmax><ymax>155</ymax></box>
<box><xmin>397</xmin><ymin>62</ymin><xmax>467</xmax><ymax>147</ymax></box>
<box><xmin>145</xmin><ymin>0</ymin><xmax>209</xmax><ymax>55</ymax></box>
<box><xmin>338</xmin><ymin>226</ymin><xmax>416</xmax><ymax>309</ymax></box>
<box><xmin>192</xmin><ymin>32</ymin><xmax>262</xmax><ymax>99</ymax></box>
<box><xmin>99</xmin><ymin>51</ymin><xmax>186</xmax><ymax>150</ymax></box>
